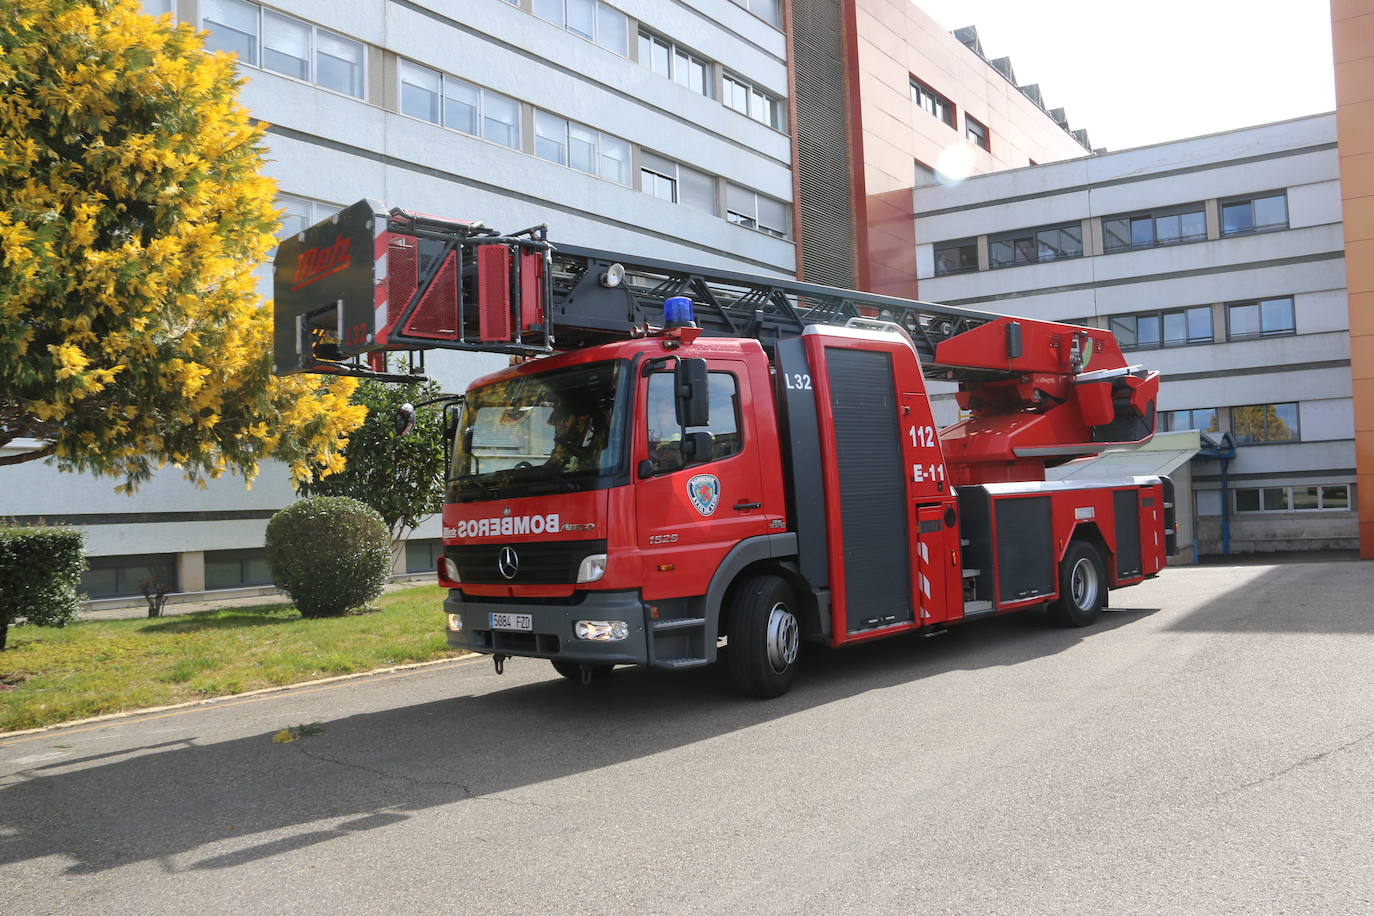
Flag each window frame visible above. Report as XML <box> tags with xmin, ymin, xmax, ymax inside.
<box><xmin>728</xmin><ymin>0</ymin><xmax>782</xmax><ymax>28</ymax></box>
<box><xmin>1102</xmin><ymin>202</ymin><xmax>1207</xmax><ymax>253</ymax></box>
<box><xmin>933</xmin><ymin>238</ymin><xmax>978</xmax><ymax>276</ymax></box>
<box><xmin>965</xmin><ymin>114</ymin><xmax>989</xmax><ymax>151</ymax></box>
<box><xmin>1220</xmin><ymin>191</ymin><xmax>1289</xmax><ymax>237</ymax></box>
<box><xmin>1159</xmin><ymin>407</ymin><xmax>1219</xmax><ymax>433</ymax></box>
<box><xmin>723</xmin><ymin>73</ymin><xmax>785</xmax><ymax>130</ymax></box>
<box><xmin>910</xmin><ymin>76</ymin><xmax>955</xmax><ymax>128</ymax></box>
<box><xmin>534</xmin><ymin>0</ymin><xmax>630</xmax><ymax>56</ymax></box>
<box><xmin>643</xmin><ymin>370</ymin><xmax>745</xmax><ymax>475</ymax></box>
<box><xmin>1235</xmin><ymin>483</ymin><xmax>1353</xmax><ymax>513</ymax></box>
<box><xmin>988</xmin><ymin>222</ymin><xmax>1082</xmax><ymax>269</ymax></box>
<box><xmin>1226</xmin><ymin>296</ymin><xmax>1296</xmax><ymax>340</ymax></box>
<box><xmin>1229</xmin><ymin>402</ymin><xmax>1300</xmax><ymax>445</ymax></box>
<box><xmin>725</xmin><ymin>183</ymin><xmax>789</xmax><ymax>239</ymax></box>
<box><xmin>637</xmin><ymin>29</ymin><xmax>713</xmax><ymax>98</ymax></box>
<box><xmin>202</xmin><ymin>1</ymin><xmax>367</xmax><ymax>100</ymax></box>
<box><xmin>1110</xmin><ymin>306</ymin><xmax>1214</xmax><ymax>350</ymax></box>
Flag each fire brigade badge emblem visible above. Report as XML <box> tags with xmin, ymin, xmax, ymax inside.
<box><xmin>686</xmin><ymin>474</ymin><xmax>721</xmax><ymax>517</ymax></box>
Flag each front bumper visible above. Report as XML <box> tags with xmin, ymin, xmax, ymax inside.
<box><xmin>444</xmin><ymin>589</ymin><xmax>649</xmax><ymax>665</ymax></box>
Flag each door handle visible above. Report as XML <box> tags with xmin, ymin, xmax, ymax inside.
<box><xmin>733</xmin><ymin>501</ymin><xmax>762</xmax><ymax>511</ymax></box>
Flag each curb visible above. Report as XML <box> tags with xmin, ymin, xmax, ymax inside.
<box><xmin>0</xmin><ymin>652</ymin><xmax>479</xmax><ymax>741</ymax></box>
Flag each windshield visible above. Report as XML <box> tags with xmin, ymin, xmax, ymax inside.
<box><xmin>449</xmin><ymin>360</ymin><xmax>628</xmax><ymax>501</ymax></box>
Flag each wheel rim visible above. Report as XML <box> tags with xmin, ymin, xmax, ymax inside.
<box><xmin>766</xmin><ymin>602</ymin><xmax>799</xmax><ymax>673</ymax></box>
<box><xmin>1070</xmin><ymin>557</ymin><xmax>1099</xmax><ymax>610</ymax></box>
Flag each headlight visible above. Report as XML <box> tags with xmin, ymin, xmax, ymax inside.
<box><xmin>576</xmin><ymin>553</ymin><xmax>607</xmax><ymax>583</ymax></box>
<box><xmin>446</xmin><ymin>613</ymin><xmax>463</xmax><ymax>631</ymax></box>
<box><xmin>439</xmin><ymin>556</ymin><xmax>461</xmax><ymax>584</ymax></box>
<box><xmin>574</xmin><ymin>619</ymin><xmax>629</xmax><ymax>641</ymax></box>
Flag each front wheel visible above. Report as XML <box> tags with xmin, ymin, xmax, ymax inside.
<box><xmin>1048</xmin><ymin>541</ymin><xmax>1106</xmax><ymax>627</ymax></box>
<box><xmin>726</xmin><ymin>575</ymin><xmax>800</xmax><ymax>698</ymax></box>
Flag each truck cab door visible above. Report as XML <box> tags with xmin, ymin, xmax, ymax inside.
<box><xmin>635</xmin><ymin>361</ymin><xmax>770</xmax><ymax>600</ymax></box>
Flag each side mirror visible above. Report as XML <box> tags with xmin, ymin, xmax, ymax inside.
<box><xmin>674</xmin><ymin>358</ymin><xmax>709</xmax><ymax>428</ymax></box>
<box><xmin>394</xmin><ymin>403</ymin><xmax>417</xmax><ymax>436</ymax></box>
<box><xmin>681</xmin><ymin>431</ymin><xmax>714</xmax><ymax>463</ymax></box>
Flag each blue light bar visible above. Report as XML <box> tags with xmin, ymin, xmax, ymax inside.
<box><xmin>663</xmin><ymin>296</ymin><xmax>695</xmax><ymax>329</ymax></box>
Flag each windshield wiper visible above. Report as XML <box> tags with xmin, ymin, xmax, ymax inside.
<box><xmin>453</xmin><ymin>474</ymin><xmax>495</xmax><ymax>498</ymax></box>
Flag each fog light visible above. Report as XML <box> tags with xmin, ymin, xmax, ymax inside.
<box><xmin>576</xmin><ymin>554</ymin><xmax>607</xmax><ymax>583</ymax></box>
<box><xmin>447</xmin><ymin>613</ymin><xmax>463</xmax><ymax>631</ymax></box>
<box><xmin>574</xmin><ymin>619</ymin><xmax>629</xmax><ymax>641</ymax></box>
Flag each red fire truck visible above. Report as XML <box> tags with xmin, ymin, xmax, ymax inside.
<box><xmin>274</xmin><ymin>200</ymin><xmax>1175</xmax><ymax>697</ymax></box>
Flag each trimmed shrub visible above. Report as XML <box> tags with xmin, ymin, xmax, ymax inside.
<box><xmin>265</xmin><ymin>497</ymin><xmax>391</xmax><ymax>618</ymax></box>
<box><xmin>0</xmin><ymin>527</ymin><xmax>85</xmax><ymax>650</ymax></box>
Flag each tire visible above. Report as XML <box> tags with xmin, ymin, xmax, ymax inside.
<box><xmin>726</xmin><ymin>575</ymin><xmax>800</xmax><ymax>698</ymax></box>
<box><xmin>1047</xmin><ymin>541</ymin><xmax>1106</xmax><ymax>627</ymax></box>
<box><xmin>550</xmin><ymin>660</ymin><xmax>613</xmax><ymax>680</ymax></box>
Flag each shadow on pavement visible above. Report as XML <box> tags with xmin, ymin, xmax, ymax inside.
<box><xmin>0</xmin><ymin>602</ymin><xmax>1157</xmax><ymax>875</ymax></box>
<box><xmin>1170</xmin><ymin>558</ymin><xmax>1374</xmax><ymax>634</ymax></box>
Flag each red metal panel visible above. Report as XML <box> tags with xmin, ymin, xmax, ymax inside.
<box><xmin>384</xmin><ymin>236</ymin><xmax>418</xmax><ymax>344</ymax></box>
<box><xmin>478</xmin><ymin>245</ymin><xmax>512</xmax><ymax>341</ymax></box>
<box><xmin>402</xmin><ymin>250</ymin><xmax>460</xmax><ymax>340</ymax></box>
<box><xmin>519</xmin><ymin>250</ymin><xmax>544</xmax><ymax>331</ymax></box>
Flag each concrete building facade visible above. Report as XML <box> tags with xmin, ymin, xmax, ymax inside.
<box><xmin>790</xmin><ymin>0</ymin><xmax>1091</xmax><ymax>298</ymax></box>
<box><xmin>3</xmin><ymin>0</ymin><xmax>799</xmax><ymax>602</ymax></box>
<box><xmin>914</xmin><ymin>114</ymin><xmax>1357</xmax><ymax>556</ymax></box>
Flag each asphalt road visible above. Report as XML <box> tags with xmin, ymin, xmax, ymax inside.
<box><xmin>3</xmin><ymin>558</ymin><xmax>1373</xmax><ymax>914</ymax></box>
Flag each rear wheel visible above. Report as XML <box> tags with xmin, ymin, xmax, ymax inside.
<box><xmin>1048</xmin><ymin>541</ymin><xmax>1105</xmax><ymax>627</ymax></box>
<box><xmin>550</xmin><ymin>660</ymin><xmax>613</xmax><ymax>680</ymax></box>
<box><xmin>726</xmin><ymin>575</ymin><xmax>800</xmax><ymax>698</ymax></box>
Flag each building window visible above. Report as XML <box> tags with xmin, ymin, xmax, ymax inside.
<box><xmin>728</xmin><ymin>0</ymin><xmax>781</xmax><ymax>27</ymax></box>
<box><xmin>1228</xmin><ymin>296</ymin><xmax>1295</xmax><ymax>339</ymax></box>
<box><xmin>989</xmin><ymin>222</ymin><xmax>1081</xmax><ymax>268</ymax></box>
<box><xmin>204</xmin><ymin>549</ymin><xmax>274</xmax><ymax>590</ymax></box>
<box><xmin>530</xmin><ymin>110</ymin><xmax>631</xmax><ymax>185</ymax></box>
<box><xmin>934</xmin><ymin>239</ymin><xmax>978</xmax><ymax>276</ymax></box>
<box><xmin>640</xmin><ymin>152</ymin><xmax>716</xmax><ymax>213</ymax></box>
<box><xmin>915</xmin><ymin>161</ymin><xmax>939</xmax><ymax>186</ymax></box>
<box><xmin>534</xmin><ymin>0</ymin><xmax>629</xmax><ymax>56</ymax></box>
<box><xmin>1230</xmin><ymin>402</ymin><xmax>1299</xmax><ymax>444</ymax></box>
<box><xmin>1221</xmin><ymin>192</ymin><xmax>1288</xmax><ymax>236</ymax></box>
<box><xmin>1103</xmin><ymin>204</ymin><xmax>1206</xmax><ymax>252</ymax></box>
<box><xmin>1109</xmin><ymin>306</ymin><xmax>1213</xmax><ymax>349</ymax></box>
<box><xmin>81</xmin><ymin>554</ymin><xmax>178</xmax><ymax>600</ymax></box>
<box><xmin>638</xmin><ymin>31</ymin><xmax>712</xmax><ymax>97</ymax></box>
<box><xmin>1160</xmin><ymin>408</ymin><xmax>1218</xmax><ymax>433</ymax></box>
<box><xmin>726</xmin><ymin>184</ymin><xmax>789</xmax><ymax>238</ymax></box>
<box><xmin>275</xmin><ymin>194</ymin><xmax>344</xmax><ymax>240</ymax></box>
<box><xmin>910</xmin><ymin>77</ymin><xmax>954</xmax><ymax>127</ymax></box>
<box><xmin>1236</xmin><ymin>484</ymin><xmax>1351</xmax><ymax>513</ymax></box>
<box><xmin>405</xmin><ymin>539</ymin><xmax>444</xmax><ymax>574</ymax></box>
<box><xmin>203</xmin><ymin>0</ymin><xmax>365</xmax><ymax>99</ymax></box>
<box><xmin>723</xmin><ymin>74</ymin><xmax>784</xmax><ymax>130</ymax></box>
<box><xmin>965</xmin><ymin>115</ymin><xmax>989</xmax><ymax>151</ymax></box>
<box><xmin>399</xmin><ymin>61</ymin><xmax>522</xmax><ymax>151</ymax></box>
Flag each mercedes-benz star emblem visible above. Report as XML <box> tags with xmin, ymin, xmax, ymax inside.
<box><xmin>497</xmin><ymin>546</ymin><xmax>519</xmax><ymax>580</ymax></box>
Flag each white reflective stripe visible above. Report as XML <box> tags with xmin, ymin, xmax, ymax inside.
<box><xmin>918</xmin><ymin>542</ymin><xmax>929</xmax><ymax>562</ymax></box>
<box><xmin>920</xmin><ymin>574</ymin><xmax>931</xmax><ymax>598</ymax></box>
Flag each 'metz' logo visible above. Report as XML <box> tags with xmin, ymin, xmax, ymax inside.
<box><xmin>291</xmin><ymin>235</ymin><xmax>352</xmax><ymax>291</ymax></box>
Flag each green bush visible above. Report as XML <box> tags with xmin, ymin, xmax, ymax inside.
<box><xmin>0</xmin><ymin>527</ymin><xmax>85</xmax><ymax>650</ymax></box>
<box><xmin>265</xmin><ymin>497</ymin><xmax>391</xmax><ymax>618</ymax></box>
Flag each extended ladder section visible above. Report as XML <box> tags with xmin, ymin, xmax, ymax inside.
<box><xmin>272</xmin><ymin>199</ymin><xmax>1006</xmax><ymax>381</ymax></box>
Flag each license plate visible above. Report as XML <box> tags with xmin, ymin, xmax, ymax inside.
<box><xmin>489</xmin><ymin>612</ymin><xmax>533</xmax><ymax>632</ymax></box>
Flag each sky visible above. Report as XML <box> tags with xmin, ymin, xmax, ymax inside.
<box><xmin>911</xmin><ymin>0</ymin><xmax>1337</xmax><ymax>152</ymax></box>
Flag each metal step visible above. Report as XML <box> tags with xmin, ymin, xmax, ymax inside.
<box><xmin>962</xmin><ymin>600</ymin><xmax>994</xmax><ymax>616</ymax></box>
<box><xmin>962</xmin><ymin>568</ymin><xmax>980</xmax><ymax>578</ymax></box>
<box><xmin>652</xmin><ymin>616</ymin><xmax>706</xmax><ymax>632</ymax></box>
<box><xmin>655</xmin><ymin>657</ymin><xmax>710</xmax><ymax>669</ymax></box>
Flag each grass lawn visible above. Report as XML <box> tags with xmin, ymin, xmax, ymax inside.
<box><xmin>0</xmin><ymin>585</ymin><xmax>465</xmax><ymax>733</ymax></box>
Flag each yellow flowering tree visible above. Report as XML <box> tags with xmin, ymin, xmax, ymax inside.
<box><xmin>0</xmin><ymin>0</ymin><xmax>364</xmax><ymax>490</ymax></box>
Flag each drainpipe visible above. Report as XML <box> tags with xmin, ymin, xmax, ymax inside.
<box><xmin>1219</xmin><ymin>456</ymin><xmax>1231</xmax><ymax>556</ymax></box>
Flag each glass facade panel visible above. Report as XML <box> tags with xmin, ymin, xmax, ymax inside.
<box><xmin>1155</xmin><ymin>213</ymin><xmax>1180</xmax><ymax>244</ymax></box>
<box><xmin>757</xmin><ymin>196</ymin><xmax>788</xmax><ymax>237</ymax></box>
<box><xmin>262</xmin><ymin>11</ymin><xmax>310</xmax><ymax>80</ymax></box>
<box><xmin>679</xmin><ymin>166</ymin><xmax>715</xmax><ymax>213</ymax></box>
<box><xmin>1291</xmin><ymin>486</ymin><xmax>1320</xmax><ymax>510</ymax></box>
<box><xmin>598</xmin><ymin>135</ymin><xmax>630</xmax><ymax>184</ymax></box>
<box><xmin>1235</xmin><ymin>489</ymin><xmax>1261</xmax><ymax>512</ymax></box>
<box><xmin>1231</xmin><ymin>402</ymin><xmax>1299</xmax><ymax>443</ymax></box>
<box><xmin>1136</xmin><ymin>315</ymin><xmax>1161</xmax><ymax>349</ymax></box>
<box><xmin>405</xmin><ymin>539</ymin><xmax>443</xmax><ymax>574</ymax></box>
<box><xmin>1229</xmin><ymin>302</ymin><xmax>1260</xmax><ymax>337</ymax></box>
<box><xmin>1260</xmin><ymin>297</ymin><xmax>1295</xmax><ymax>334</ymax></box>
<box><xmin>81</xmin><ymin>554</ymin><xmax>178</xmax><ymax>599</ymax></box>
<box><xmin>1130</xmin><ymin>217</ymin><xmax>1153</xmax><ymax>247</ymax></box>
<box><xmin>934</xmin><ymin>241</ymin><xmax>978</xmax><ymax>276</ymax></box>
<box><xmin>534</xmin><ymin>111</ymin><xmax>569</xmax><ymax>165</ymax></box>
<box><xmin>1322</xmin><ymin>485</ymin><xmax>1350</xmax><ymax>509</ymax></box>
<box><xmin>1180</xmin><ymin>210</ymin><xmax>1206</xmax><ymax>240</ymax></box>
<box><xmin>569</xmin><ymin>123</ymin><xmax>597</xmax><ymax>173</ymax></box>
<box><xmin>1103</xmin><ymin>219</ymin><xmax>1130</xmax><ymax>251</ymax></box>
<box><xmin>316</xmin><ymin>29</ymin><xmax>364</xmax><ymax>98</ymax></box>
<box><xmin>1221</xmin><ymin>201</ymin><xmax>1252</xmax><ymax>235</ymax></box>
<box><xmin>1262</xmin><ymin>488</ymin><xmax>1290</xmax><ymax>511</ymax></box>
<box><xmin>1109</xmin><ymin>316</ymin><xmax>1136</xmax><ymax>348</ymax></box>
<box><xmin>443</xmin><ymin>79</ymin><xmax>479</xmax><ymax>134</ymax></box>
<box><xmin>724</xmin><ymin>76</ymin><xmax>749</xmax><ymax>114</ymax></box>
<box><xmin>482</xmin><ymin>91</ymin><xmax>520</xmax><ymax>148</ymax></box>
<box><xmin>566</xmin><ymin>0</ymin><xmax>594</xmax><ymax>39</ymax></box>
<box><xmin>400</xmin><ymin>60</ymin><xmax>441</xmax><ymax>123</ymax></box>
<box><xmin>1187</xmin><ymin>307</ymin><xmax>1212</xmax><ymax>342</ymax></box>
<box><xmin>203</xmin><ymin>0</ymin><xmax>259</xmax><ymax>64</ymax></box>
<box><xmin>276</xmin><ymin>194</ymin><xmax>310</xmax><ymax>239</ymax></box>
<box><xmin>533</xmin><ymin>0</ymin><xmax>564</xmax><ymax>27</ymax></box>
<box><xmin>1253</xmin><ymin>194</ymin><xmax>1288</xmax><ymax>230</ymax></box>
<box><xmin>1163</xmin><ymin>310</ymin><xmax>1187</xmax><ymax>345</ymax></box>
<box><xmin>596</xmin><ymin>4</ymin><xmax>628</xmax><ymax>55</ymax></box>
